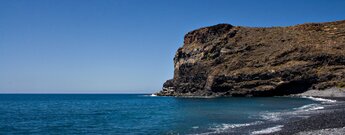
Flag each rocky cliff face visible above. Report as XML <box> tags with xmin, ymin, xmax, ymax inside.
<box><xmin>157</xmin><ymin>20</ymin><xmax>345</xmax><ymax>97</ymax></box>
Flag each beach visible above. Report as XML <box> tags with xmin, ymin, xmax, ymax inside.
<box><xmin>274</xmin><ymin>88</ymin><xmax>345</xmax><ymax>135</ymax></box>
<box><xmin>275</xmin><ymin>100</ymin><xmax>345</xmax><ymax>134</ymax></box>
<box><xmin>216</xmin><ymin>88</ymin><xmax>345</xmax><ymax>135</ymax></box>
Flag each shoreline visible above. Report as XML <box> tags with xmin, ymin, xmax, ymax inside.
<box><xmin>207</xmin><ymin>95</ymin><xmax>345</xmax><ymax>135</ymax></box>
<box><xmin>154</xmin><ymin>88</ymin><xmax>345</xmax><ymax>134</ymax></box>
<box><xmin>292</xmin><ymin>87</ymin><xmax>345</xmax><ymax>98</ymax></box>
<box><xmin>274</xmin><ymin>98</ymin><xmax>345</xmax><ymax>135</ymax></box>
<box><xmin>266</xmin><ymin>88</ymin><xmax>345</xmax><ymax>135</ymax></box>
<box><xmin>234</xmin><ymin>88</ymin><xmax>345</xmax><ymax>135</ymax></box>
<box><xmin>275</xmin><ymin>88</ymin><xmax>345</xmax><ymax>135</ymax></box>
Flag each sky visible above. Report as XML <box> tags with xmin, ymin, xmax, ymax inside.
<box><xmin>1</xmin><ymin>0</ymin><xmax>345</xmax><ymax>93</ymax></box>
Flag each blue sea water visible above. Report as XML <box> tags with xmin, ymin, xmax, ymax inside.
<box><xmin>0</xmin><ymin>94</ymin><xmax>325</xmax><ymax>134</ymax></box>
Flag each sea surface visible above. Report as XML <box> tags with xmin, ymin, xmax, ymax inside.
<box><xmin>0</xmin><ymin>94</ymin><xmax>334</xmax><ymax>134</ymax></box>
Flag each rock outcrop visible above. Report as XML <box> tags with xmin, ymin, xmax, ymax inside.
<box><xmin>157</xmin><ymin>20</ymin><xmax>345</xmax><ymax>97</ymax></box>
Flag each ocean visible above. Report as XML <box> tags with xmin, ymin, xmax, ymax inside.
<box><xmin>0</xmin><ymin>94</ymin><xmax>335</xmax><ymax>134</ymax></box>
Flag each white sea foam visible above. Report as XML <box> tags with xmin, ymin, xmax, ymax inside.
<box><xmin>194</xmin><ymin>121</ymin><xmax>263</xmax><ymax>135</ymax></box>
<box><xmin>192</xmin><ymin>126</ymin><xmax>199</xmax><ymax>129</ymax></box>
<box><xmin>208</xmin><ymin>121</ymin><xmax>263</xmax><ymax>134</ymax></box>
<box><xmin>295</xmin><ymin>103</ymin><xmax>325</xmax><ymax>111</ymax></box>
<box><xmin>260</xmin><ymin>112</ymin><xmax>281</xmax><ymax>121</ymax></box>
<box><xmin>150</xmin><ymin>94</ymin><xmax>157</xmax><ymax>97</ymax></box>
<box><xmin>251</xmin><ymin>125</ymin><xmax>284</xmax><ymax>134</ymax></box>
<box><xmin>302</xmin><ymin>96</ymin><xmax>336</xmax><ymax>103</ymax></box>
<box><xmin>260</xmin><ymin>103</ymin><xmax>325</xmax><ymax>122</ymax></box>
<box><xmin>213</xmin><ymin>122</ymin><xmax>258</xmax><ymax>130</ymax></box>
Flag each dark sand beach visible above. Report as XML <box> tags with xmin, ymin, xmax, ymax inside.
<box><xmin>275</xmin><ymin>88</ymin><xmax>345</xmax><ymax>135</ymax></box>
<box><xmin>199</xmin><ymin>88</ymin><xmax>345</xmax><ymax>135</ymax></box>
<box><xmin>275</xmin><ymin>100</ymin><xmax>345</xmax><ymax>135</ymax></box>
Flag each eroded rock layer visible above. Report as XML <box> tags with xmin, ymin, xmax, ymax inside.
<box><xmin>157</xmin><ymin>20</ymin><xmax>345</xmax><ymax>97</ymax></box>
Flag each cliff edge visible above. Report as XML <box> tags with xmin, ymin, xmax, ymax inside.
<box><xmin>157</xmin><ymin>20</ymin><xmax>345</xmax><ymax>97</ymax></box>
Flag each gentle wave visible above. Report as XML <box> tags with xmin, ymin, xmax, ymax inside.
<box><xmin>195</xmin><ymin>121</ymin><xmax>263</xmax><ymax>135</ymax></box>
<box><xmin>150</xmin><ymin>94</ymin><xmax>157</xmax><ymax>97</ymax></box>
<box><xmin>295</xmin><ymin>103</ymin><xmax>325</xmax><ymax>111</ymax></box>
<box><xmin>192</xmin><ymin>126</ymin><xmax>199</xmax><ymax>129</ymax></box>
<box><xmin>251</xmin><ymin>125</ymin><xmax>284</xmax><ymax>134</ymax></box>
<box><xmin>302</xmin><ymin>96</ymin><xmax>336</xmax><ymax>103</ymax></box>
<box><xmin>260</xmin><ymin>102</ymin><xmax>325</xmax><ymax>122</ymax></box>
<box><xmin>260</xmin><ymin>112</ymin><xmax>281</xmax><ymax>121</ymax></box>
<box><xmin>211</xmin><ymin>121</ymin><xmax>263</xmax><ymax>131</ymax></box>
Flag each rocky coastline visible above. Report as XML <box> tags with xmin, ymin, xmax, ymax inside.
<box><xmin>156</xmin><ymin>20</ymin><xmax>345</xmax><ymax>97</ymax></box>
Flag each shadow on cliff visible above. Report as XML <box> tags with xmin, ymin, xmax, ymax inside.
<box><xmin>251</xmin><ymin>81</ymin><xmax>313</xmax><ymax>97</ymax></box>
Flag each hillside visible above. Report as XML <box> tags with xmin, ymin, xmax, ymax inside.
<box><xmin>157</xmin><ymin>20</ymin><xmax>345</xmax><ymax>97</ymax></box>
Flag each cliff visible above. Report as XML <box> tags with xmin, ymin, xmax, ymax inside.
<box><xmin>157</xmin><ymin>20</ymin><xmax>345</xmax><ymax>97</ymax></box>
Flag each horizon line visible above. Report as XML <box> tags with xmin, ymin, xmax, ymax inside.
<box><xmin>0</xmin><ymin>92</ymin><xmax>153</xmax><ymax>94</ymax></box>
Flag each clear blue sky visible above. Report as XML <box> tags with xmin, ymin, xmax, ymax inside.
<box><xmin>1</xmin><ymin>0</ymin><xmax>345</xmax><ymax>93</ymax></box>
